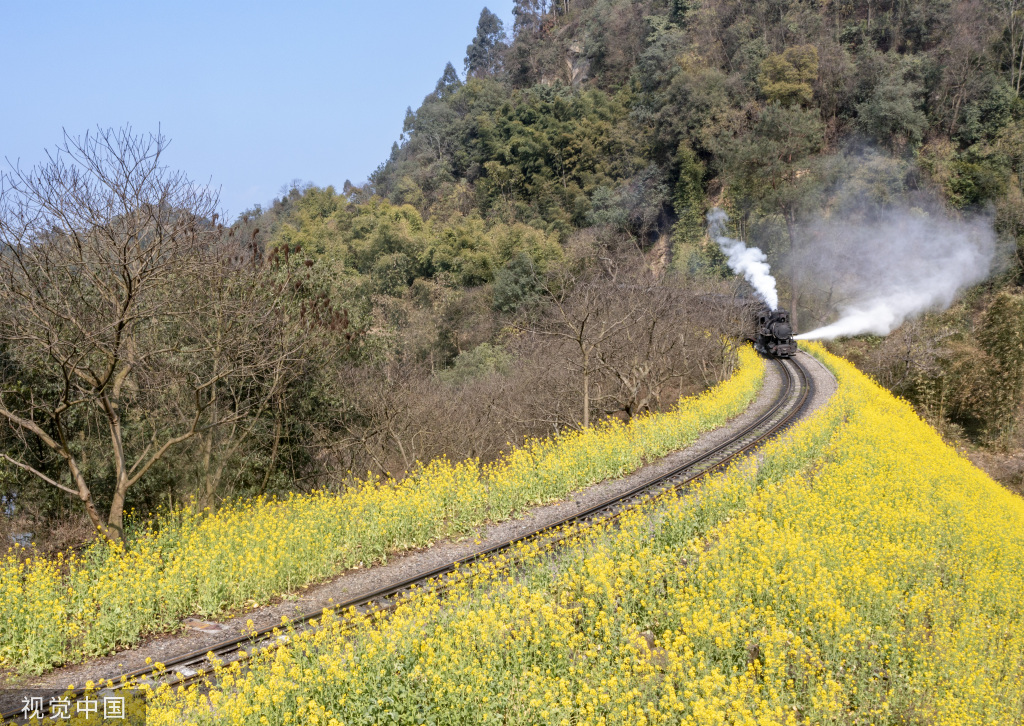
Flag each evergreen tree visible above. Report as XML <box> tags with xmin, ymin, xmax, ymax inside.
<box><xmin>465</xmin><ymin>8</ymin><xmax>508</xmax><ymax>78</ymax></box>
<box><xmin>672</xmin><ymin>142</ymin><xmax>706</xmax><ymax>244</ymax></box>
<box><xmin>856</xmin><ymin>67</ymin><xmax>928</xmax><ymax>152</ymax></box>
<box><xmin>718</xmin><ymin>104</ymin><xmax>825</xmax><ymax>328</ymax></box>
<box><xmin>512</xmin><ymin>0</ymin><xmax>546</xmax><ymax>35</ymax></box>
<box><xmin>433</xmin><ymin>62</ymin><xmax>463</xmax><ymax>101</ymax></box>
<box><xmin>758</xmin><ymin>46</ymin><xmax>819</xmax><ymax>107</ymax></box>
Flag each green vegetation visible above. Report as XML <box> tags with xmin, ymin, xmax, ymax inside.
<box><xmin>144</xmin><ymin>344</ymin><xmax>1024</xmax><ymax>726</ymax></box>
<box><xmin>5</xmin><ymin>0</ymin><xmax>1024</xmax><ymax>547</ymax></box>
<box><xmin>0</xmin><ymin>349</ymin><xmax>763</xmax><ymax>674</ymax></box>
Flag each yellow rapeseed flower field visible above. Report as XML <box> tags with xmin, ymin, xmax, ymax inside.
<box><xmin>0</xmin><ymin>346</ymin><xmax>764</xmax><ymax>674</ymax></box>
<box><xmin>133</xmin><ymin>344</ymin><xmax>1024</xmax><ymax>725</ymax></box>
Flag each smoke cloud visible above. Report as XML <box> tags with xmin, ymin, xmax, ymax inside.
<box><xmin>707</xmin><ymin>208</ymin><xmax>779</xmax><ymax>310</ymax></box>
<box><xmin>794</xmin><ymin>207</ymin><xmax>996</xmax><ymax>340</ymax></box>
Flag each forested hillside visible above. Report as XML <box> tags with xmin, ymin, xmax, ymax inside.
<box><xmin>356</xmin><ymin>0</ymin><xmax>1024</xmax><ymax>473</ymax></box>
<box><xmin>4</xmin><ymin>0</ymin><xmax>1024</xmax><ymax>545</ymax></box>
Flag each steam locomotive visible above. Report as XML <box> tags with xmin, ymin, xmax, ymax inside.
<box><xmin>752</xmin><ymin>306</ymin><xmax>798</xmax><ymax>358</ymax></box>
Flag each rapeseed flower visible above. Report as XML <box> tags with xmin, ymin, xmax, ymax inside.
<box><xmin>136</xmin><ymin>344</ymin><xmax>1024</xmax><ymax>725</ymax></box>
<box><xmin>0</xmin><ymin>347</ymin><xmax>764</xmax><ymax>674</ymax></box>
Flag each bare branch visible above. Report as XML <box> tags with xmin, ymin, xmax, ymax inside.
<box><xmin>0</xmin><ymin>453</ymin><xmax>79</xmax><ymax>496</ymax></box>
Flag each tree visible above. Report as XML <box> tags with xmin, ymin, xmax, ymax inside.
<box><xmin>402</xmin><ymin>106</ymin><xmax>416</xmax><ymax>138</ymax></box>
<box><xmin>0</xmin><ymin>128</ymin><xmax>296</xmax><ymax>539</ymax></box>
<box><xmin>977</xmin><ymin>292</ymin><xmax>1024</xmax><ymax>441</ymax></box>
<box><xmin>758</xmin><ymin>45</ymin><xmax>819</xmax><ymax>107</ymax></box>
<box><xmin>527</xmin><ymin>242</ymin><xmax>739</xmax><ymax>427</ymax></box>
<box><xmin>465</xmin><ymin>8</ymin><xmax>508</xmax><ymax>78</ymax></box>
<box><xmin>857</xmin><ymin>66</ymin><xmax>928</xmax><ymax>151</ymax></box>
<box><xmin>717</xmin><ymin>104</ymin><xmax>824</xmax><ymax>328</ymax></box>
<box><xmin>179</xmin><ymin>248</ymin><xmax>304</xmax><ymax>509</ymax></box>
<box><xmin>996</xmin><ymin>0</ymin><xmax>1024</xmax><ymax>95</ymax></box>
<box><xmin>512</xmin><ymin>0</ymin><xmax>547</xmax><ymax>36</ymax></box>
<box><xmin>929</xmin><ymin>0</ymin><xmax>996</xmax><ymax>136</ymax></box>
<box><xmin>589</xmin><ymin>164</ymin><xmax>672</xmax><ymax>245</ymax></box>
<box><xmin>433</xmin><ymin>62</ymin><xmax>463</xmax><ymax>101</ymax></box>
<box><xmin>493</xmin><ymin>252</ymin><xmax>542</xmax><ymax>312</ymax></box>
<box><xmin>590</xmin><ymin>272</ymin><xmax>737</xmax><ymax>418</ymax></box>
<box><xmin>672</xmin><ymin>141</ymin><xmax>707</xmax><ymax>245</ymax></box>
<box><xmin>531</xmin><ymin>253</ymin><xmax>633</xmax><ymax>429</ymax></box>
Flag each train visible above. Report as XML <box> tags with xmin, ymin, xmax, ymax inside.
<box><xmin>751</xmin><ymin>305</ymin><xmax>798</xmax><ymax>358</ymax></box>
<box><xmin>691</xmin><ymin>293</ymin><xmax>799</xmax><ymax>358</ymax></box>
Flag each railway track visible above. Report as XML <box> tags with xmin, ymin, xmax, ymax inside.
<box><xmin>2</xmin><ymin>353</ymin><xmax>815</xmax><ymax>722</ymax></box>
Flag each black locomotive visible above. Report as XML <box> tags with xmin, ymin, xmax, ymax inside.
<box><xmin>752</xmin><ymin>306</ymin><xmax>798</xmax><ymax>358</ymax></box>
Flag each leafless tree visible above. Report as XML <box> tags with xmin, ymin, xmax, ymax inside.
<box><xmin>310</xmin><ymin>345</ymin><xmax>578</xmax><ymax>482</ymax></box>
<box><xmin>0</xmin><ymin>127</ymin><xmax>297</xmax><ymax>539</ymax></box>
<box><xmin>592</xmin><ymin>279</ymin><xmax>740</xmax><ymax>419</ymax></box>
<box><xmin>531</xmin><ymin>255</ymin><xmax>636</xmax><ymax>429</ymax></box>
<box><xmin>526</xmin><ymin>238</ymin><xmax>740</xmax><ymax>428</ymax></box>
<box><xmin>996</xmin><ymin>0</ymin><xmax>1024</xmax><ymax>95</ymax></box>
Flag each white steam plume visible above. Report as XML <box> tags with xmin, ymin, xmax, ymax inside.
<box><xmin>795</xmin><ymin>208</ymin><xmax>995</xmax><ymax>340</ymax></box>
<box><xmin>707</xmin><ymin>208</ymin><xmax>779</xmax><ymax>309</ymax></box>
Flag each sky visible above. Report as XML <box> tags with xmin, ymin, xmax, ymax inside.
<box><xmin>1</xmin><ymin>1</ymin><xmax>515</xmax><ymax>219</ymax></box>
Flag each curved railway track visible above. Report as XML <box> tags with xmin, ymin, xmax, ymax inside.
<box><xmin>2</xmin><ymin>353</ymin><xmax>816</xmax><ymax>722</ymax></box>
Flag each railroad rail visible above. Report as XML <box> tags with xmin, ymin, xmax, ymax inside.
<box><xmin>2</xmin><ymin>353</ymin><xmax>815</xmax><ymax>722</ymax></box>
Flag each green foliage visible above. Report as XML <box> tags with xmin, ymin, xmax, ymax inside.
<box><xmin>272</xmin><ymin>185</ymin><xmax>348</xmax><ymax>257</ymax></box>
<box><xmin>832</xmin><ymin>152</ymin><xmax>912</xmax><ymax>214</ymax></box>
<box><xmin>758</xmin><ymin>45</ymin><xmax>819</xmax><ymax>107</ymax></box>
<box><xmin>671</xmin><ymin>240</ymin><xmax>731</xmax><ymax>279</ymax></box>
<box><xmin>589</xmin><ymin>163</ymin><xmax>670</xmax><ymax>242</ymax></box>
<box><xmin>493</xmin><ymin>252</ymin><xmax>542</xmax><ymax>312</ymax></box>
<box><xmin>856</xmin><ymin>63</ymin><xmax>928</xmax><ymax>152</ymax></box>
<box><xmin>437</xmin><ymin>342</ymin><xmax>512</xmax><ymax>384</ymax></box>
<box><xmin>486</xmin><ymin>221</ymin><xmax>561</xmax><ymax>269</ymax></box>
<box><xmin>946</xmin><ymin>159</ymin><xmax>1008</xmax><ymax>209</ymax></box>
<box><xmin>347</xmin><ymin>202</ymin><xmax>430</xmax><ymax>279</ymax></box>
<box><xmin>424</xmin><ymin>215</ymin><xmax>492</xmax><ymax>286</ymax></box>
<box><xmin>671</xmin><ymin>141</ymin><xmax>706</xmax><ymax>245</ymax></box>
<box><xmin>955</xmin><ymin>76</ymin><xmax>1018</xmax><ymax>147</ymax></box>
<box><xmin>978</xmin><ymin>292</ymin><xmax>1024</xmax><ymax>441</ymax></box>
<box><xmin>919</xmin><ymin>138</ymin><xmax>1010</xmax><ymax>210</ymax></box>
<box><xmin>434</xmin><ymin>62</ymin><xmax>463</xmax><ymax>101</ymax></box>
<box><xmin>718</xmin><ymin>103</ymin><xmax>825</xmax><ymax>223</ymax></box>
<box><xmin>265</xmin><ymin>186</ymin><xmax>563</xmax><ymax>299</ymax></box>
<box><xmin>465</xmin><ymin>7</ymin><xmax>508</xmax><ymax>78</ymax></box>
<box><xmin>473</xmin><ymin>85</ymin><xmax>644</xmax><ymax>229</ymax></box>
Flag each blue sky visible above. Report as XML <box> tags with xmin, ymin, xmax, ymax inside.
<box><xmin>1</xmin><ymin>1</ymin><xmax>514</xmax><ymax>219</ymax></box>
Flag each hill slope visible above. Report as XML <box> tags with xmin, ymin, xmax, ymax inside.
<box><xmin>143</xmin><ymin>343</ymin><xmax>1024</xmax><ymax>724</ymax></box>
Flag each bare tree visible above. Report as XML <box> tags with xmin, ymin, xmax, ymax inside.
<box><xmin>592</xmin><ymin>279</ymin><xmax>739</xmax><ymax>419</ymax></box>
<box><xmin>524</xmin><ymin>239</ymin><xmax>740</xmax><ymax>429</ymax></box>
<box><xmin>531</xmin><ymin>258</ymin><xmax>635</xmax><ymax>429</ymax></box>
<box><xmin>0</xmin><ymin>127</ymin><xmax>295</xmax><ymax>539</ymax></box>
<box><xmin>997</xmin><ymin>0</ymin><xmax>1024</xmax><ymax>95</ymax></box>
<box><xmin>309</xmin><ymin>347</ymin><xmax>576</xmax><ymax>482</ymax></box>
